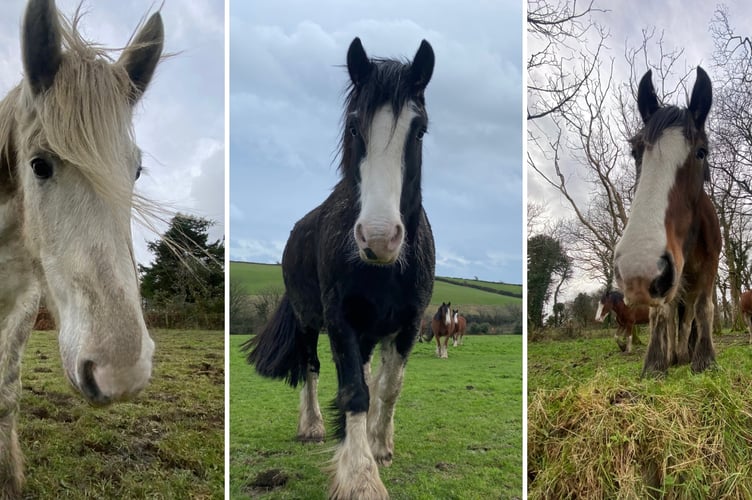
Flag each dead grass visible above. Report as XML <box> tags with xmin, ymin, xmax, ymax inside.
<box><xmin>528</xmin><ymin>332</ymin><xmax>752</xmax><ymax>499</ymax></box>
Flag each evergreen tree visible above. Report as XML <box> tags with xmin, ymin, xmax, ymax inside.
<box><xmin>139</xmin><ymin>214</ymin><xmax>224</xmax><ymax>314</ymax></box>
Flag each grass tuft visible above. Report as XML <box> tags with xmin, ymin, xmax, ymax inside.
<box><xmin>529</xmin><ymin>331</ymin><xmax>752</xmax><ymax>499</ymax></box>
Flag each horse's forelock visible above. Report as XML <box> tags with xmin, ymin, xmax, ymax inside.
<box><xmin>16</xmin><ymin>8</ymin><xmax>144</xmax><ymax>211</ymax></box>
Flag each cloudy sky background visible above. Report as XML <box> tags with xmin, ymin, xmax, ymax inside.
<box><xmin>0</xmin><ymin>1</ymin><xmax>225</xmax><ymax>266</ymax></box>
<box><xmin>527</xmin><ymin>0</ymin><xmax>750</xmax><ymax>300</ymax></box>
<box><xmin>230</xmin><ymin>0</ymin><xmax>523</xmax><ymax>284</ymax></box>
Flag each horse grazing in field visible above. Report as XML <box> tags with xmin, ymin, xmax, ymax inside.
<box><xmin>0</xmin><ymin>0</ymin><xmax>163</xmax><ymax>494</ymax></box>
<box><xmin>452</xmin><ymin>309</ymin><xmax>467</xmax><ymax>347</ymax></box>
<box><xmin>431</xmin><ymin>302</ymin><xmax>454</xmax><ymax>358</ymax></box>
<box><xmin>595</xmin><ymin>291</ymin><xmax>649</xmax><ymax>354</ymax></box>
<box><xmin>740</xmin><ymin>291</ymin><xmax>752</xmax><ymax>344</ymax></box>
<box><xmin>243</xmin><ymin>37</ymin><xmax>435</xmax><ymax>500</ymax></box>
<box><xmin>614</xmin><ymin>67</ymin><xmax>721</xmax><ymax>378</ymax></box>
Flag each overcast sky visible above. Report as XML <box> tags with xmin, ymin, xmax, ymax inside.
<box><xmin>0</xmin><ymin>1</ymin><xmax>224</xmax><ymax>266</ymax></box>
<box><xmin>230</xmin><ymin>1</ymin><xmax>523</xmax><ymax>284</ymax></box>
<box><xmin>527</xmin><ymin>0</ymin><xmax>750</xmax><ymax>299</ymax></box>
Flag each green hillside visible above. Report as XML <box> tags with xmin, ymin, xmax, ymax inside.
<box><xmin>230</xmin><ymin>261</ymin><xmax>520</xmax><ymax>307</ymax></box>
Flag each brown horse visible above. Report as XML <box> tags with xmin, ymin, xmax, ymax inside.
<box><xmin>595</xmin><ymin>291</ymin><xmax>649</xmax><ymax>354</ymax></box>
<box><xmin>451</xmin><ymin>309</ymin><xmax>467</xmax><ymax>346</ymax></box>
<box><xmin>614</xmin><ymin>67</ymin><xmax>721</xmax><ymax>377</ymax></box>
<box><xmin>431</xmin><ymin>302</ymin><xmax>454</xmax><ymax>358</ymax></box>
<box><xmin>740</xmin><ymin>291</ymin><xmax>752</xmax><ymax>344</ymax></box>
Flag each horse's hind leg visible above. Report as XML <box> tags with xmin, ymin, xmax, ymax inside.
<box><xmin>297</xmin><ymin>328</ymin><xmax>325</xmax><ymax>443</ymax></box>
<box><xmin>367</xmin><ymin>334</ymin><xmax>410</xmax><ymax>466</ymax></box>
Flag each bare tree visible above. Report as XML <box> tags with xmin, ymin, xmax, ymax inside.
<box><xmin>527</xmin><ymin>0</ymin><xmax>608</xmax><ymax>120</ymax></box>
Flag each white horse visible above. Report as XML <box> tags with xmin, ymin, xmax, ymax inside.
<box><xmin>0</xmin><ymin>0</ymin><xmax>163</xmax><ymax>495</ymax></box>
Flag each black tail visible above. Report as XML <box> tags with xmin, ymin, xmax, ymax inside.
<box><xmin>240</xmin><ymin>294</ymin><xmax>307</xmax><ymax>387</ymax></box>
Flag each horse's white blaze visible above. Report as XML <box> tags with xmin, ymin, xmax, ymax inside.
<box><xmin>21</xmin><ymin>163</ymin><xmax>153</xmax><ymax>403</ymax></box>
<box><xmin>444</xmin><ymin>308</ymin><xmax>451</xmax><ymax>326</ymax></box>
<box><xmin>615</xmin><ymin>128</ymin><xmax>689</xmax><ymax>291</ymax></box>
<box><xmin>330</xmin><ymin>411</ymin><xmax>388</xmax><ymax>500</ymax></box>
<box><xmin>354</xmin><ymin>104</ymin><xmax>416</xmax><ymax>264</ymax></box>
<box><xmin>595</xmin><ymin>302</ymin><xmax>604</xmax><ymax>322</ymax></box>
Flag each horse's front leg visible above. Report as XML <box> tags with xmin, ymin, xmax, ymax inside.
<box><xmin>691</xmin><ymin>291</ymin><xmax>716</xmax><ymax>373</ymax></box>
<box><xmin>327</xmin><ymin>320</ymin><xmax>387</xmax><ymax>500</ymax></box>
<box><xmin>367</xmin><ymin>326</ymin><xmax>414</xmax><ymax>467</ymax></box>
<box><xmin>0</xmin><ymin>282</ymin><xmax>40</xmax><ymax>497</ymax></box>
<box><xmin>642</xmin><ymin>303</ymin><xmax>673</xmax><ymax>378</ymax></box>
<box><xmin>674</xmin><ymin>298</ymin><xmax>695</xmax><ymax>365</ymax></box>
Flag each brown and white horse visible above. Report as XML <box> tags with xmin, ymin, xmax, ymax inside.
<box><xmin>614</xmin><ymin>67</ymin><xmax>721</xmax><ymax>377</ymax></box>
<box><xmin>431</xmin><ymin>302</ymin><xmax>454</xmax><ymax>358</ymax></box>
<box><xmin>595</xmin><ymin>291</ymin><xmax>649</xmax><ymax>354</ymax></box>
<box><xmin>740</xmin><ymin>291</ymin><xmax>752</xmax><ymax>344</ymax></box>
<box><xmin>451</xmin><ymin>309</ymin><xmax>467</xmax><ymax>347</ymax></box>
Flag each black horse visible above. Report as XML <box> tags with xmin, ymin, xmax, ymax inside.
<box><xmin>243</xmin><ymin>38</ymin><xmax>435</xmax><ymax>499</ymax></box>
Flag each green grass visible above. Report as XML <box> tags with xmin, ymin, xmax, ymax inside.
<box><xmin>230</xmin><ymin>335</ymin><xmax>522</xmax><ymax>499</ymax></box>
<box><xmin>19</xmin><ymin>329</ymin><xmax>224</xmax><ymax>498</ymax></box>
<box><xmin>439</xmin><ymin>277</ymin><xmax>522</xmax><ymax>296</ymax></box>
<box><xmin>528</xmin><ymin>329</ymin><xmax>752</xmax><ymax>498</ymax></box>
<box><xmin>231</xmin><ymin>261</ymin><xmax>283</xmax><ymax>295</ymax></box>
<box><xmin>231</xmin><ymin>261</ymin><xmax>520</xmax><ymax>308</ymax></box>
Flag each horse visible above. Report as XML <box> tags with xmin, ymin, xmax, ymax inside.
<box><xmin>452</xmin><ymin>309</ymin><xmax>467</xmax><ymax>347</ymax></box>
<box><xmin>595</xmin><ymin>290</ymin><xmax>649</xmax><ymax>354</ymax></box>
<box><xmin>740</xmin><ymin>291</ymin><xmax>752</xmax><ymax>344</ymax></box>
<box><xmin>0</xmin><ymin>0</ymin><xmax>163</xmax><ymax>494</ymax></box>
<box><xmin>242</xmin><ymin>37</ymin><xmax>435</xmax><ymax>500</ymax></box>
<box><xmin>431</xmin><ymin>302</ymin><xmax>454</xmax><ymax>358</ymax></box>
<box><xmin>614</xmin><ymin>67</ymin><xmax>721</xmax><ymax>378</ymax></box>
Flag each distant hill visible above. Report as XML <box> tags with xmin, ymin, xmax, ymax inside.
<box><xmin>230</xmin><ymin>261</ymin><xmax>521</xmax><ymax>307</ymax></box>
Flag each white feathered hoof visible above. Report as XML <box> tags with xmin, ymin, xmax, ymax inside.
<box><xmin>329</xmin><ymin>412</ymin><xmax>389</xmax><ymax>499</ymax></box>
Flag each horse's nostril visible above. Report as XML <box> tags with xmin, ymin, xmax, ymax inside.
<box><xmin>80</xmin><ymin>360</ymin><xmax>109</xmax><ymax>406</ymax></box>
<box><xmin>355</xmin><ymin>223</ymin><xmax>367</xmax><ymax>244</ymax></box>
<box><xmin>649</xmin><ymin>253</ymin><xmax>674</xmax><ymax>298</ymax></box>
<box><xmin>363</xmin><ymin>247</ymin><xmax>378</xmax><ymax>260</ymax></box>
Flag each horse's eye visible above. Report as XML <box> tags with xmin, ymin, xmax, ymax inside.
<box><xmin>417</xmin><ymin>128</ymin><xmax>427</xmax><ymax>141</ymax></box>
<box><xmin>30</xmin><ymin>157</ymin><xmax>53</xmax><ymax>179</ymax></box>
<box><xmin>135</xmin><ymin>165</ymin><xmax>143</xmax><ymax>181</ymax></box>
<box><xmin>696</xmin><ymin>148</ymin><xmax>707</xmax><ymax>160</ymax></box>
<box><xmin>349</xmin><ymin>126</ymin><xmax>358</xmax><ymax>137</ymax></box>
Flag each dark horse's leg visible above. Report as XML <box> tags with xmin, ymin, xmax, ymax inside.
<box><xmin>327</xmin><ymin>316</ymin><xmax>388</xmax><ymax>500</ymax></box>
<box><xmin>367</xmin><ymin>323</ymin><xmax>417</xmax><ymax>466</ymax></box>
<box><xmin>297</xmin><ymin>328</ymin><xmax>325</xmax><ymax>442</ymax></box>
<box><xmin>642</xmin><ymin>303</ymin><xmax>675</xmax><ymax>378</ymax></box>
<box><xmin>674</xmin><ymin>298</ymin><xmax>694</xmax><ymax>365</ymax></box>
<box><xmin>691</xmin><ymin>291</ymin><xmax>716</xmax><ymax>373</ymax></box>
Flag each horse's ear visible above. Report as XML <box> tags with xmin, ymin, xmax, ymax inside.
<box><xmin>347</xmin><ymin>37</ymin><xmax>373</xmax><ymax>89</ymax></box>
<box><xmin>689</xmin><ymin>66</ymin><xmax>712</xmax><ymax>129</ymax></box>
<box><xmin>410</xmin><ymin>40</ymin><xmax>434</xmax><ymax>93</ymax></box>
<box><xmin>22</xmin><ymin>0</ymin><xmax>62</xmax><ymax>96</ymax></box>
<box><xmin>118</xmin><ymin>12</ymin><xmax>164</xmax><ymax>103</ymax></box>
<box><xmin>637</xmin><ymin>69</ymin><xmax>659</xmax><ymax>123</ymax></box>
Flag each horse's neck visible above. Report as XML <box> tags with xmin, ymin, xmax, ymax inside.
<box><xmin>0</xmin><ymin>175</ymin><xmax>41</xmax><ymax>378</ymax></box>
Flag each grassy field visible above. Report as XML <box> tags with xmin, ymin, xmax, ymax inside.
<box><xmin>439</xmin><ymin>277</ymin><xmax>522</xmax><ymax>296</ymax></box>
<box><xmin>230</xmin><ymin>334</ymin><xmax>522</xmax><ymax>499</ymax></box>
<box><xmin>231</xmin><ymin>261</ymin><xmax>521</xmax><ymax>308</ymax></box>
<box><xmin>528</xmin><ymin>329</ymin><xmax>752</xmax><ymax>498</ymax></box>
<box><xmin>19</xmin><ymin>329</ymin><xmax>224</xmax><ymax>498</ymax></box>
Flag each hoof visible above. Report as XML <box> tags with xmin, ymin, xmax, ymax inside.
<box><xmin>691</xmin><ymin>357</ymin><xmax>716</xmax><ymax>374</ymax></box>
<box><xmin>640</xmin><ymin>365</ymin><xmax>667</xmax><ymax>380</ymax></box>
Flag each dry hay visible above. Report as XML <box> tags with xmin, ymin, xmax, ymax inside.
<box><xmin>528</xmin><ymin>370</ymin><xmax>752</xmax><ymax>499</ymax></box>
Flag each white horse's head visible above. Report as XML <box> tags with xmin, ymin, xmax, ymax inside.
<box><xmin>12</xmin><ymin>0</ymin><xmax>163</xmax><ymax>404</ymax></box>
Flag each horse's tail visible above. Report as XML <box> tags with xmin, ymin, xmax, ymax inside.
<box><xmin>240</xmin><ymin>294</ymin><xmax>307</xmax><ymax>387</ymax></box>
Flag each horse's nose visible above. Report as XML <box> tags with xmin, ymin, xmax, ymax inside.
<box><xmin>649</xmin><ymin>253</ymin><xmax>674</xmax><ymax>299</ymax></box>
